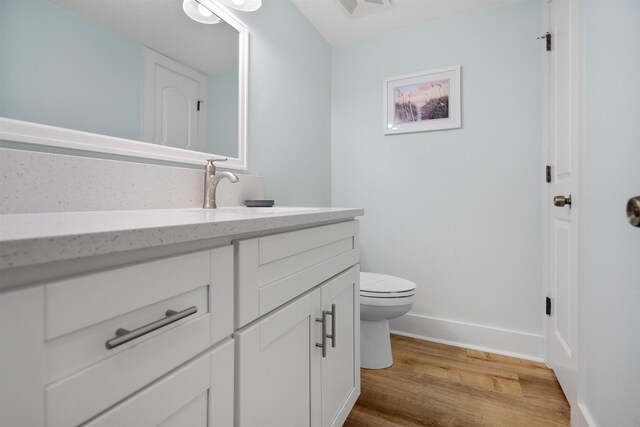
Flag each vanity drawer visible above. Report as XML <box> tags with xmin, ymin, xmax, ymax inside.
<box><xmin>43</xmin><ymin>246</ymin><xmax>234</xmax><ymax>427</ymax></box>
<box><xmin>236</xmin><ymin>220</ymin><xmax>359</xmax><ymax>328</ymax></box>
<box><xmin>84</xmin><ymin>338</ymin><xmax>234</xmax><ymax>427</ymax></box>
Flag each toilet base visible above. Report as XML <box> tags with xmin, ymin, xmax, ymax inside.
<box><xmin>360</xmin><ymin>319</ymin><xmax>393</xmax><ymax>369</ymax></box>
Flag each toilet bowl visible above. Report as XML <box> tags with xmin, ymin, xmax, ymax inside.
<box><xmin>360</xmin><ymin>272</ymin><xmax>416</xmax><ymax>369</ymax></box>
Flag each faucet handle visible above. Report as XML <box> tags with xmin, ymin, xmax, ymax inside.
<box><xmin>207</xmin><ymin>157</ymin><xmax>228</xmax><ymax>163</ymax></box>
<box><xmin>206</xmin><ymin>157</ymin><xmax>228</xmax><ymax>172</ymax></box>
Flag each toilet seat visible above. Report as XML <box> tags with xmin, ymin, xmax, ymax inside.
<box><xmin>360</xmin><ymin>293</ymin><xmax>415</xmax><ymax>307</ymax></box>
<box><xmin>360</xmin><ymin>272</ymin><xmax>416</xmax><ymax>299</ymax></box>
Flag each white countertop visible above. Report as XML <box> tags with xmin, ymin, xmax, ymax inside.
<box><xmin>0</xmin><ymin>207</ymin><xmax>363</xmax><ymax>270</ymax></box>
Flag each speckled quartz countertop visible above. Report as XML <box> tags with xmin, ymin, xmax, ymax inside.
<box><xmin>0</xmin><ymin>207</ymin><xmax>363</xmax><ymax>270</ymax></box>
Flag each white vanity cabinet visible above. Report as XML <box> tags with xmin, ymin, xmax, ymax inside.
<box><xmin>235</xmin><ymin>221</ymin><xmax>361</xmax><ymax>427</ymax></box>
<box><xmin>0</xmin><ymin>212</ymin><xmax>362</xmax><ymax>427</ymax></box>
<box><xmin>0</xmin><ymin>246</ymin><xmax>234</xmax><ymax>427</ymax></box>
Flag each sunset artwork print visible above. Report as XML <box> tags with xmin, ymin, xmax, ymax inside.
<box><xmin>394</xmin><ymin>79</ymin><xmax>450</xmax><ymax>123</ymax></box>
<box><xmin>384</xmin><ymin>66</ymin><xmax>461</xmax><ymax>134</ymax></box>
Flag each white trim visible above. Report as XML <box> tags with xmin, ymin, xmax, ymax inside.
<box><xmin>575</xmin><ymin>0</ymin><xmax>587</xmax><ymax>424</ymax></box>
<box><xmin>204</xmin><ymin>0</ymin><xmax>250</xmax><ymax>171</ymax></box>
<box><xmin>574</xmin><ymin>402</ymin><xmax>598</xmax><ymax>427</ymax></box>
<box><xmin>142</xmin><ymin>47</ymin><xmax>209</xmax><ymax>86</ymax></box>
<box><xmin>389</xmin><ymin>313</ymin><xmax>544</xmax><ymax>362</ymax></box>
<box><xmin>0</xmin><ymin>0</ymin><xmax>249</xmax><ymax>171</ymax></box>
<box><xmin>0</xmin><ymin>117</ymin><xmax>212</xmax><ymax>165</ymax></box>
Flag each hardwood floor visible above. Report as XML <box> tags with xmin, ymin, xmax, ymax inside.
<box><xmin>345</xmin><ymin>335</ymin><xmax>570</xmax><ymax>427</ymax></box>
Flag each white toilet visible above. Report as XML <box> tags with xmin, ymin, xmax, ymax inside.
<box><xmin>360</xmin><ymin>272</ymin><xmax>416</xmax><ymax>369</ymax></box>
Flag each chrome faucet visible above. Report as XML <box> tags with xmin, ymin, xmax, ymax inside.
<box><xmin>203</xmin><ymin>158</ymin><xmax>239</xmax><ymax>209</ymax></box>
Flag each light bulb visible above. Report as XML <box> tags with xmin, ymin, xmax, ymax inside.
<box><xmin>197</xmin><ymin>3</ymin><xmax>213</xmax><ymax>16</ymax></box>
<box><xmin>220</xmin><ymin>0</ymin><xmax>261</xmax><ymax>11</ymax></box>
<box><xmin>183</xmin><ymin>0</ymin><xmax>220</xmax><ymax>24</ymax></box>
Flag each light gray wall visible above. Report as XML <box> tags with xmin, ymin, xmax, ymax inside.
<box><xmin>580</xmin><ymin>1</ymin><xmax>640</xmax><ymax>424</ymax></box>
<box><xmin>332</xmin><ymin>0</ymin><xmax>544</xmax><ymax>357</ymax></box>
<box><xmin>240</xmin><ymin>0</ymin><xmax>333</xmax><ymax>206</ymax></box>
<box><xmin>208</xmin><ymin>69</ymin><xmax>239</xmax><ymax>158</ymax></box>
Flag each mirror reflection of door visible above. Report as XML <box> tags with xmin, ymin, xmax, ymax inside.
<box><xmin>142</xmin><ymin>47</ymin><xmax>207</xmax><ymax>152</ymax></box>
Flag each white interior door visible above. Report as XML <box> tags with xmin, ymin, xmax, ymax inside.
<box><xmin>154</xmin><ymin>66</ymin><xmax>199</xmax><ymax>150</ymax></box>
<box><xmin>142</xmin><ymin>48</ymin><xmax>207</xmax><ymax>152</ymax></box>
<box><xmin>544</xmin><ymin>0</ymin><xmax>580</xmax><ymax>409</ymax></box>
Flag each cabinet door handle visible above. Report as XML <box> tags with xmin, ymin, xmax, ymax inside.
<box><xmin>315</xmin><ymin>310</ymin><xmax>327</xmax><ymax>357</ymax></box>
<box><xmin>326</xmin><ymin>304</ymin><xmax>336</xmax><ymax>348</ymax></box>
<box><xmin>105</xmin><ymin>306</ymin><xmax>198</xmax><ymax>350</ymax></box>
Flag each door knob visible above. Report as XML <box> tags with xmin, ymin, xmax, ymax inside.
<box><xmin>628</xmin><ymin>196</ymin><xmax>640</xmax><ymax>227</ymax></box>
<box><xmin>553</xmin><ymin>194</ymin><xmax>572</xmax><ymax>207</ymax></box>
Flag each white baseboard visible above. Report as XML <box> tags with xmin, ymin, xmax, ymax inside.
<box><xmin>389</xmin><ymin>313</ymin><xmax>544</xmax><ymax>362</ymax></box>
<box><xmin>574</xmin><ymin>402</ymin><xmax>597</xmax><ymax>427</ymax></box>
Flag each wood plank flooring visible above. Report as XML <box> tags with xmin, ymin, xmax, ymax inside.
<box><xmin>345</xmin><ymin>335</ymin><xmax>570</xmax><ymax>427</ymax></box>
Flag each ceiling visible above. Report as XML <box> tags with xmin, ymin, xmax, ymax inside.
<box><xmin>49</xmin><ymin>0</ymin><xmax>238</xmax><ymax>75</ymax></box>
<box><xmin>291</xmin><ymin>0</ymin><xmax>519</xmax><ymax>46</ymax></box>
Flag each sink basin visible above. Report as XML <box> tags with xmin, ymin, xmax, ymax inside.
<box><xmin>215</xmin><ymin>207</ymin><xmax>321</xmax><ymax>214</ymax></box>
<box><xmin>175</xmin><ymin>207</ymin><xmax>322</xmax><ymax>215</ymax></box>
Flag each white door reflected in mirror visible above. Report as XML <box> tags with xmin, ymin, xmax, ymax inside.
<box><xmin>143</xmin><ymin>48</ymin><xmax>207</xmax><ymax>153</ymax></box>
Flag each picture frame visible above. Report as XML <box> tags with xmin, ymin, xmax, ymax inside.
<box><xmin>383</xmin><ymin>65</ymin><xmax>461</xmax><ymax>135</ymax></box>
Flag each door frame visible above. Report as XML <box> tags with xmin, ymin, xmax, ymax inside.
<box><xmin>541</xmin><ymin>0</ymin><xmax>587</xmax><ymax>424</ymax></box>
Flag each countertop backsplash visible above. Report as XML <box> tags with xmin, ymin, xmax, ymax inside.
<box><xmin>0</xmin><ymin>147</ymin><xmax>264</xmax><ymax>214</ymax></box>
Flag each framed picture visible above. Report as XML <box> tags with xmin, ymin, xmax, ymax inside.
<box><xmin>383</xmin><ymin>65</ymin><xmax>461</xmax><ymax>135</ymax></box>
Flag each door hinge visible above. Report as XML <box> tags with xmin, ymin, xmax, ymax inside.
<box><xmin>197</xmin><ymin>100</ymin><xmax>203</xmax><ymax>111</ymax></box>
<box><xmin>546</xmin><ymin>165</ymin><xmax>552</xmax><ymax>183</ymax></box>
<box><xmin>546</xmin><ymin>297</ymin><xmax>551</xmax><ymax>316</ymax></box>
<box><xmin>538</xmin><ymin>32</ymin><xmax>551</xmax><ymax>51</ymax></box>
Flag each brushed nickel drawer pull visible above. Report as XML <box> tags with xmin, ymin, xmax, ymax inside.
<box><xmin>326</xmin><ymin>304</ymin><xmax>336</xmax><ymax>348</ymax></box>
<box><xmin>105</xmin><ymin>306</ymin><xmax>198</xmax><ymax>350</ymax></box>
<box><xmin>316</xmin><ymin>310</ymin><xmax>327</xmax><ymax>358</ymax></box>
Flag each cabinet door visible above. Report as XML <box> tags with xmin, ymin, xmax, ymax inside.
<box><xmin>84</xmin><ymin>339</ymin><xmax>234</xmax><ymax>427</ymax></box>
<box><xmin>0</xmin><ymin>287</ymin><xmax>46</xmax><ymax>427</ymax></box>
<box><xmin>320</xmin><ymin>266</ymin><xmax>360</xmax><ymax>427</ymax></box>
<box><xmin>235</xmin><ymin>290</ymin><xmax>322</xmax><ymax>427</ymax></box>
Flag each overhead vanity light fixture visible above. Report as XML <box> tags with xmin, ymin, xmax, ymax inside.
<box><xmin>218</xmin><ymin>0</ymin><xmax>262</xmax><ymax>12</ymax></box>
<box><xmin>183</xmin><ymin>0</ymin><xmax>222</xmax><ymax>24</ymax></box>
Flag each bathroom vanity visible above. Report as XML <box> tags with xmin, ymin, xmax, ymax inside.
<box><xmin>0</xmin><ymin>207</ymin><xmax>362</xmax><ymax>427</ymax></box>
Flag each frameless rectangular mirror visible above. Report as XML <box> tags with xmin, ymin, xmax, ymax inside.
<box><xmin>0</xmin><ymin>0</ymin><xmax>248</xmax><ymax>169</ymax></box>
